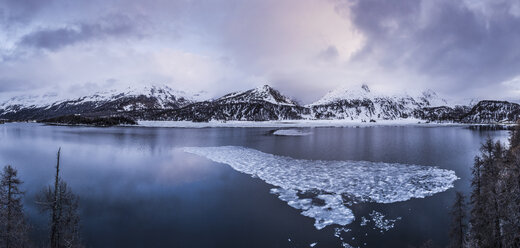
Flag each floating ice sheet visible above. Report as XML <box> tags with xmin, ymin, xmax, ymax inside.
<box><xmin>272</xmin><ymin>129</ymin><xmax>312</xmax><ymax>136</ymax></box>
<box><xmin>181</xmin><ymin>146</ymin><xmax>457</xmax><ymax>229</ymax></box>
<box><xmin>182</xmin><ymin>146</ymin><xmax>457</xmax><ymax>203</ymax></box>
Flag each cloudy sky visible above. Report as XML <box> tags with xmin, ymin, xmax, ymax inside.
<box><xmin>1</xmin><ymin>0</ymin><xmax>520</xmax><ymax>103</ymax></box>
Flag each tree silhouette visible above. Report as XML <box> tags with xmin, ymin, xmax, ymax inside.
<box><xmin>0</xmin><ymin>165</ymin><xmax>29</xmax><ymax>248</ymax></box>
<box><xmin>37</xmin><ymin>149</ymin><xmax>83</xmax><ymax>248</ymax></box>
<box><xmin>449</xmin><ymin>192</ymin><xmax>467</xmax><ymax>248</ymax></box>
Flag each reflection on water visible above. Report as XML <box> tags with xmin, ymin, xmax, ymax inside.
<box><xmin>0</xmin><ymin>123</ymin><xmax>509</xmax><ymax>248</ymax></box>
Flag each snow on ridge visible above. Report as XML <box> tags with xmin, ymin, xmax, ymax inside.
<box><xmin>0</xmin><ymin>92</ymin><xmax>65</xmax><ymax>109</ymax></box>
<box><xmin>309</xmin><ymin>84</ymin><xmax>448</xmax><ymax>107</ymax></box>
<box><xmin>181</xmin><ymin>146</ymin><xmax>458</xmax><ymax>229</ymax></box>
<box><xmin>69</xmin><ymin>84</ymin><xmax>197</xmax><ymax>105</ymax></box>
<box><xmin>309</xmin><ymin>83</ymin><xmax>379</xmax><ymax>106</ymax></box>
<box><xmin>217</xmin><ymin>84</ymin><xmax>297</xmax><ymax>106</ymax></box>
<box><xmin>0</xmin><ymin>84</ymin><xmax>205</xmax><ymax>110</ymax></box>
<box><xmin>418</xmin><ymin>89</ymin><xmax>448</xmax><ymax>107</ymax></box>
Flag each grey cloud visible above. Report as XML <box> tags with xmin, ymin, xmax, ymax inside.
<box><xmin>19</xmin><ymin>15</ymin><xmax>139</xmax><ymax>51</ymax></box>
<box><xmin>0</xmin><ymin>77</ymin><xmax>35</xmax><ymax>93</ymax></box>
<box><xmin>346</xmin><ymin>0</ymin><xmax>520</xmax><ymax>91</ymax></box>
<box><xmin>317</xmin><ymin>46</ymin><xmax>340</xmax><ymax>61</ymax></box>
<box><xmin>0</xmin><ymin>0</ymin><xmax>51</xmax><ymax>24</ymax></box>
<box><xmin>2</xmin><ymin>0</ymin><xmax>520</xmax><ymax>101</ymax></box>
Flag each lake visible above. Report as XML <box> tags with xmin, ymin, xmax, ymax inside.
<box><xmin>0</xmin><ymin>123</ymin><xmax>510</xmax><ymax>248</ymax></box>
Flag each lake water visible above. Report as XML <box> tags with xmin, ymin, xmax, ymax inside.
<box><xmin>0</xmin><ymin>123</ymin><xmax>510</xmax><ymax>248</ymax></box>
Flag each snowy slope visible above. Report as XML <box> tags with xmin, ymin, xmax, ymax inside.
<box><xmin>310</xmin><ymin>84</ymin><xmax>447</xmax><ymax>107</ymax></box>
<box><xmin>216</xmin><ymin>85</ymin><xmax>297</xmax><ymax>106</ymax></box>
<box><xmin>60</xmin><ymin>85</ymin><xmax>197</xmax><ymax>110</ymax></box>
<box><xmin>0</xmin><ymin>83</ymin><xmax>517</xmax><ymax>123</ymax></box>
<box><xmin>308</xmin><ymin>84</ymin><xmax>448</xmax><ymax>120</ymax></box>
<box><xmin>462</xmin><ymin>100</ymin><xmax>520</xmax><ymax>123</ymax></box>
<box><xmin>157</xmin><ymin>85</ymin><xmax>306</xmax><ymax>121</ymax></box>
<box><xmin>0</xmin><ymin>84</ymin><xmax>199</xmax><ymax>110</ymax></box>
<box><xmin>0</xmin><ymin>84</ymin><xmax>203</xmax><ymax>120</ymax></box>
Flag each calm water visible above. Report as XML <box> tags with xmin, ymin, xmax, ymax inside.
<box><xmin>0</xmin><ymin>123</ymin><xmax>510</xmax><ymax>248</ymax></box>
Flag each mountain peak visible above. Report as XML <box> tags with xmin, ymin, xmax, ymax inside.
<box><xmin>251</xmin><ymin>84</ymin><xmax>275</xmax><ymax>94</ymax></box>
<box><xmin>310</xmin><ymin>83</ymin><xmax>378</xmax><ymax>106</ymax></box>
<box><xmin>217</xmin><ymin>85</ymin><xmax>297</xmax><ymax>106</ymax></box>
<box><xmin>258</xmin><ymin>84</ymin><xmax>272</xmax><ymax>90</ymax></box>
<box><xmin>419</xmin><ymin>89</ymin><xmax>448</xmax><ymax>107</ymax></box>
<box><xmin>361</xmin><ymin>84</ymin><xmax>370</xmax><ymax>93</ymax></box>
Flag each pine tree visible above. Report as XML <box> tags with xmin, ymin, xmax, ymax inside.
<box><xmin>470</xmin><ymin>138</ymin><xmax>500</xmax><ymax>248</ymax></box>
<box><xmin>449</xmin><ymin>192</ymin><xmax>467</xmax><ymax>248</ymax></box>
<box><xmin>0</xmin><ymin>165</ymin><xmax>29</xmax><ymax>248</ymax></box>
<box><xmin>468</xmin><ymin>133</ymin><xmax>520</xmax><ymax>247</ymax></box>
<box><xmin>502</xmin><ymin>122</ymin><xmax>520</xmax><ymax>247</ymax></box>
<box><xmin>470</xmin><ymin>155</ymin><xmax>490</xmax><ymax>247</ymax></box>
<box><xmin>509</xmin><ymin>121</ymin><xmax>520</xmax><ymax>149</ymax></box>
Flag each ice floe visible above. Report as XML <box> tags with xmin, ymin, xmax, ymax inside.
<box><xmin>368</xmin><ymin>211</ymin><xmax>402</xmax><ymax>232</ymax></box>
<box><xmin>181</xmin><ymin>146</ymin><xmax>457</xmax><ymax>230</ymax></box>
<box><xmin>360</xmin><ymin>216</ymin><xmax>369</xmax><ymax>226</ymax></box>
<box><xmin>270</xmin><ymin>188</ymin><xmax>354</xmax><ymax>229</ymax></box>
<box><xmin>334</xmin><ymin>227</ymin><xmax>351</xmax><ymax>239</ymax></box>
<box><xmin>272</xmin><ymin>129</ymin><xmax>312</xmax><ymax>136</ymax></box>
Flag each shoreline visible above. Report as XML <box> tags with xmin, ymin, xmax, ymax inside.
<box><xmin>136</xmin><ymin>119</ymin><xmax>517</xmax><ymax>128</ymax></box>
<box><xmin>2</xmin><ymin>120</ymin><xmax>516</xmax><ymax>129</ymax></box>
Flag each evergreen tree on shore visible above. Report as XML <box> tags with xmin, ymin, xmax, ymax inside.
<box><xmin>503</xmin><ymin>124</ymin><xmax>520</xmax><ymax>247</ymax></box>
<box><xmin>0</xmin><ymin>165</ymin><xmax>29</xmax><ymax>248</ymax></box>
<box><xmin>461</xmin><ymin>123</ymin><xmax>520</xmax><ymax>247</ymax></box>
<box><xmin>449</xmin><ymin>192</ymin><xmax>466</xmax><ymax>248</ymax></box>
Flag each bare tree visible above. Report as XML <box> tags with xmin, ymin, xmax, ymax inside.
<box><xmin>37</xmin><ymin>149</ymin><xmax>83</xmax><ymax>248</ymax></box>
<box><xmin>0</xmin><ymin>165</ymin><xmax>29</xmax><ymax>248</ymax></box>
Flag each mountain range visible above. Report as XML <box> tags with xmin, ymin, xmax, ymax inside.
<box><xmin>0</xmin><ymin>84</ymin><xmax>519</xmax><ymax>124</ymax></box>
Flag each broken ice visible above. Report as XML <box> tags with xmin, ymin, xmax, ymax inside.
<box><xmin>368</xmin><ymin>211</ymin><xmax>402</xmax><ymax>232</ymax></box>
<box><xmin>270</xmin><ymin>188</ymin><xmax>354</xmax><ymax>229</ymax></box>
<box><xmin>181</xmin><ymin>146</ymin><xmax>457</xmax><ymax>229</ymax></box>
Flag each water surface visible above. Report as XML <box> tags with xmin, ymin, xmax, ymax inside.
<box><xmin>0</xmin><ymin>123</ymin><xmax>509</xmax><ymax>247</ymax></box>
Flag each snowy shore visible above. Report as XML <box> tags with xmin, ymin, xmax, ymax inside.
<box><xmin>136</xmin><ymin>119</ymin><xmax>516</xmax><ymax>128</ymax></box>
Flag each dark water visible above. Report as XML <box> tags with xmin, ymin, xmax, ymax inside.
<box><xmin>0</xmin><ymin>123</ymin><xmax>510</xmax><ymax>248</ymax></box>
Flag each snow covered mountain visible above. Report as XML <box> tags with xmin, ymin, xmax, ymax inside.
<box><xmin>0</xmin><ymin>85</ymin><xmax>201</xmax><ymax>120</ymax></box>
<box><xmin>417</xmin><ymin>100</ymin><xmax>520</xmax><ymax>123</ymax></box>
<box><xmin>156</xmin><ymin>85</ymin><xmax>307</xmax><ymax>121</ymax></box>
<box><xmin>0</xmin><ymin>83</ymin><xmax>518</xmax><ymax>124</ymax></box>
<box><xmin>216</xmin><ymin>85</ymin><xmax>298</xmax><ymax>106</ymax></box>
<box><xmin>308</xmin><ymin>84</ymin><xmax>448</xmax><ymax>120</ymax></box>
<box><xmin>462</xmin><ymin>100</ymin><xmax>520</xmax><ymax>123</ymax></box>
